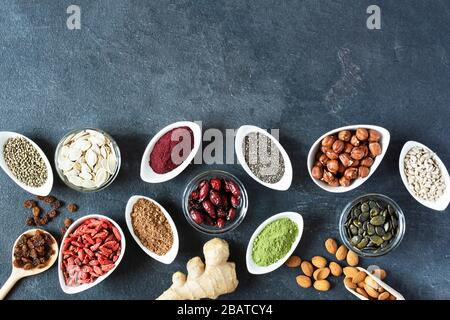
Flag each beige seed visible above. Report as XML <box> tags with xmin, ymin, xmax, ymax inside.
<box><xmin>329</xmin><ymin>262</ymin><xmax>342</xmax><ymax>276</ymax></box>
<box><xmin>378</xmin><ymin>291</ymin><xmax>390</xmax><ymax>300</ymax></box>
<box><xmin>325</xmin><ymin>238</ymin><xmax>338</xmax><ymax>254</ymax></box>
<box><xmin>313</xmin><ymin>267</ymin><xmax>330</xmax><ymax>281</ymax></box>
<box><xmin>301</xmin><ymin>261</ymin><xmax>314</xmax><ymax>277</ymax></box>
<box><xmin>346</xmin><ymin>250</ymin><xmax>359</xmax><ymax>267</ymax></box>
<box><xmin>311</xmin><ymin>256</ymin><xmax>327</xmax><ymax>268</ymax></box>
<box><xmin>344</xmin><ymin>277</ymin><xmax>357</xmax><ymax>289</ymax></box>
<box><xmin>296</xmin><ymin>275</ymin><xmax>312</xmax><ymax>288</ymax></box>
<box><xmin>343</xmin><ymin>266</ymin><xmax>359</xmax><ymax>278</ymax></box>
<box><xmin>285</xmin><ymin>255</ymin><xmax>301</xmax><ymax>268</ymax></box>
<box><xmin>336</xmin><ymin>245</ymin><xmax>348</xmax><ymax>261</ymax></box>
<box><xmin>352</xmin><ymin>271</ymin><xmax>366</xmax><ymax>284</ymax></box>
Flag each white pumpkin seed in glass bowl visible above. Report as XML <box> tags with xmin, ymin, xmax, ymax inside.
<box><xmin>55</xmin><ymin>128</ymin><xmax>121</xmax><ymax>192</ymax></box>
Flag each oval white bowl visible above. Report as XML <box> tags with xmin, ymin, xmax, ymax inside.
<box><xmin>399</xmin><ymin>141</ymin><xmax>450</xmax><ymax>211</ymax></box>
<box><xmin>344</xmin><ymin>267</ymin><xmax>405</xmax><ymax>300</ymax></box>
<box><xmin>125</xmin><ymin>195</ymin><xmax>179</xmax><ymax>264</ymax></box>
<box><xmin>307</xmin><ymin>125</ymin><xmax>390</xmax><ymax>193</ymax></box>
<box><xmin>140</xmin><ymin>121</ymin><xmax>201</xmax><ymax>183</ymax></box>
<box><xmin>58</xmin><ymin>214</ymin><xmax>126</xmax><ymax>294</ymax></box>
<box><xmin>0</xmin><ymin>131</ymin><xmax>53</xmax><ymax>196</ymax></box>
<box><xmin>235</xmin><ymin>125</ymin><xmax>293</xmax><ymax>191</ymax></box>
<box><xmin>246</xmin><ymin>212</ymin><xmax>303</xmax><ymax>275</ymax></box>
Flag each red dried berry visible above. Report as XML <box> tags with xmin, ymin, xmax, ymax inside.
<box><xmin>199</xmin><ymin>183</ymin><xmax>210</xmax><ymax>202</ymax></box>
<box><xmin>202</xmin><ymin>200</ymin><xmax>216</xmax><ymax>218</ymax></box>
<box><xmin>190</xmin><ymin>191</ymin><xmax>199</xmax><ymax>200</ymax></box>
<box><xmin>221</xmin><ymin>194</ymin><xmax>229</xmax><ymax>210</ymax></box>
<box><xmin>217</xmin><ymin>208</ymin><xmax>227</xmax><ymax>218</ymax></box>
<box><xmin>217</xmin><ymin>218</ymin><xmax>226</xmax><ymax>229</ymax></box>
<box><xmin>225</xmin><ymin>180</ymin><xmax>241</xmax><ymax>198</ymax></box>
<box><xmin>230</xmin><ymin>196</ymin><xmax>240</xmax><ymax>208</ymax></box>
<box><xmin>210</xmin><ymin>177</ymin><xmax>221</xmax><ymax>191</ymax></box>
<box><xmin>209</xmin><ymin>190</ymin><xmax>222</xmax><ymax>207</ymax></box>
<box><xmin>227</xmin><ymin>208</ymin><xmax>236</xmax><ymax>221</ymax></box>
<box><xmin>190</xmin><ymin>210</ymin><xmax>203</xmax><ymax>225</ymax></box>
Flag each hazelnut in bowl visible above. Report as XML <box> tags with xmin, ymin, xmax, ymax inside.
<box><xmin>307</xmin><ymin>125</ymin><xmax>390</xmax><ymax>193</ymax></box>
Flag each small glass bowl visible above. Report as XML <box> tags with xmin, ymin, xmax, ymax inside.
<box><xmin>182</xmin><ymin>170</ymin><xmax>248</xmax><ymax>235</ymax></box>
<box><xmin>54</xmin><ymin>128</ymin><xmax>121</xmax><ymax>193</ymax></box>
<box><xmin>339</xmin><ymin>193</ymin><xmax>406</xmax><ymax>257</ymax></box>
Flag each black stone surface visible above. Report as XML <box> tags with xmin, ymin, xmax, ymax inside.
<box><xmin>0</xmin><ymin>0</ymin><xmax>449</xmax><ymax>300</ymax></box>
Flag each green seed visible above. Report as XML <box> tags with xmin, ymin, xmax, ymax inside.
<box><xmin>370</xmin><ymin>235</ymin><xmax>384</xmax><ymax>245</ymax></box>
<box><xmin>370</xmin><ymin>208</ymin><xmax>379</xmax><ymax>217</ymax></box>
<box><xmin>367</xmin><ymin>224</ymin><xmax>375</xmax><ymax>235</ymax></box>
<box><xmin>369</xmin><ymin>201</ymin><xmax>377</xmax><ymax>209</ymax></box>
<box><xmin>382</xmin><ymin>233</ymin><xmax>392</xmax><ymax>241</ymax></box>
<box><xmin>370</xmin><ymin>215</ymin><xmax>385</xmax><ymax>226</ymax></box>
<box><xmin>351</xmin><ymin>235</ymin><xmax>362</xmax><ymax>245</ymax></box>
<box><xmin>350</xmin><ymin>225</ymin><xmax>358</xmax><ymax>236</ymax></box>
<box><xmin>375</xmin><ymin>226</ymin><xmax>385</xmax><ymax>236</ymax></box>
<box><xmin>361</xmin><ymin>202</ymin><xmax>369</xmax><ymax>213</ymax></box>
<box><xmin>357</xmin><ymin>237</ymin><xmax>369</xmax><ymax>249</ymax></box>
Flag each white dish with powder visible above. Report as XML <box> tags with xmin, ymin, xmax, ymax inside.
<box><xmin>140</xmin><ymin>121</ymin><xmax>201</xmax><ymax>184</ymax></box>
<box><xmin>125</xmin><ymin>195</ymin><xmax>179</xmax><ymax>264</ymax></box>
<box><xmin>0</xmin><ymin>131</ymin><xmax>53</xmax><ymax>196</ymax></box>
<box><xmin>235</xmin><ymin>125</ymin><xmax>293</xmax><ymax>191</ymax></box>
<box><xmin>246</xmin><ymin>212</ymin><xmax>303</xmax><ymax>275</ymax></box>
<box><xmin>399</xmin><ymin>141</ymin><xmax>450</xmax><ymax>211</ymax></box>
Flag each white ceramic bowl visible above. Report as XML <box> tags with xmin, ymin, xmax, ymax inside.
<box><xmin>0</xmin><ymin>131</ymin><xmax>53</xmax><ymax>196</ymax></box>
<box><xmin>399</xmin><ymin>141</ymin><xmax>450</xmax><ymax>211</ymax></box>
<box><xmin>246</xmin><ymin>212</ymin><xmax>303</xmax><ymax>275</ymax></box>
<box><xmin>235</xmin><ymin>125</ymin><xmax>293</xmax><ymax>191</ymax></box>
<box><xmin>344</xmin><ymin>267</ymin><xmax>405</xmax><ymax>300</ymax></box>
<box><xmin>140</xmin><ymin>121</ymin><xmax>201</xmax><ymax>183</ymax></box>
<box><xmin>307</xmin><ymin>125</ymin><xmax>390</xmax><ymax>193</ymax></box>
<box><xmin>58</xmin><ymin>214</ymin><xmax>126</xmax><ymax>294</ymax></box>
<box><xmin>125</xmin><ymin>195</ymin><xmax>179</xmax><ymax>264</ymax></box>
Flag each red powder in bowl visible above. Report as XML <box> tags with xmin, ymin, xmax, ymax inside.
<box><xmin>150</xmin><ymin>126</ymin><xmax>194</xmax><ymax>174</ymax></box>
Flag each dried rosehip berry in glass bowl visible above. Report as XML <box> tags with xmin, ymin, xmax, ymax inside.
<box><xmin>182</xmin><ymin>170</ymin><xmax>248</xmax><ymax>235</ymax></box>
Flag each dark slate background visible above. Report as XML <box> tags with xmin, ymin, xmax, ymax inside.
<box><xmin>0</xmin><ymin>0</ymin><xmax>449</xmax><ymax>300</ymax></box>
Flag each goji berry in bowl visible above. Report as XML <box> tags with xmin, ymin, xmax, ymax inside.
<box><xmin>182</xmin><ymin>170</ymin><xmax>248</xmax><ymax>235</ymax></box>
<box><xmin>58</xmin><ymin>214</ymin><xmax>126</xmax><ymax>294</ymax></box>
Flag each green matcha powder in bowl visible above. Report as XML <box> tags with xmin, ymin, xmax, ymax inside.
<box><xmin>246</xmin><ymin>212</ymin><xmax>304</xmax><ymax>275</ymax></box>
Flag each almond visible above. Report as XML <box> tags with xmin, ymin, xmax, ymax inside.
<box><xmin>335</xmin><ymin>245</ymin><xmax>348</xmax><ymax>261</ymax></box>
<box><xmin>344</xmin><ymin>277</ymin><xmax>356</xmax><ymax>289</ymax></box>
<box><xmin>378</xmin><ymin>291</ymin><xmax>390</xmax><ymax>300</ymax></box>
<box><xmin>370</xmin><ymin>268</ymin><xmax>387</xmax><ymax>280</ymax></box>
<box><xmin>313</xmin><ymin>267</ymin><xmax>330</xmax><ymax>281</ymax></box>
<box><xmin>378</xmin><ymin>286</ymin><xmax>385</xmax><ymax>293</ymax></box>
<box><xmin>389</xmin><ymin>294</ymin><xmax>397</xmax><ymax>300</ymax></box>
<box><xmin>329</xmin><ymin>262</ymin><xmax>342</xmax><ymax>276</ymax></box>
<box><xmin>296</xmin><ymin>275</ymin><xmax>312</xmax><ymax>288</ymax></box>
<box><xmin>357</xmin><ymin>281</ymin><xmax>365</xmax><ymax>288</ymax></box>
<box><xmin>311</xmin><ymin>256</ymin><xmax>327</xmax><ymax>268</ymax></box>
<box><xmin>285</xmin><ymin>255</ymin><xmax>301</xmax><ymax>268</ymax></box>
<box><xmin>364</xmin><ymin>284</ymin><xmax>379</xmax><ymax>299</ymax></box>
<box><xmin>324</xmin><ymin>238</ymin><xmax>338</xmax><ymax>254</ymax></box>
<box><xmin>356</xmin><ymin>287</ymin><xmax>369</xmax><ymax>298</ymax></box>
<box><xmin>346</xmin><ymin>250</ymin><xmax>359</xmax><ymax>267</ymax></box>
<box><xmin>343</xmin><ymin>266</ymin><xmax>359</xmax><ymax>278</ymax></box>
<box><xmin>364</xmin><ymin>275</ymin><xmax>380</xmax><ymax>289</ymax></box>
<box><xmin>352</xmin><ymin>271</ymin><xmax>366</xmax><ymax>284</ymax></box>
<box><xmin>313</xmin><ymin>279</ymin><xmax>331</xmax><ymax>292</ymax></box>
<box><xmin>301</xmin><ymin>261</ymin><xmax>314</xmax><ymax>277</ymax></box>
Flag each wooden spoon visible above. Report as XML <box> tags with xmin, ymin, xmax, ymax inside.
<box><xmin>0</xmin><ymin>229</ymin><xmax>58</xmax><ymax>300</ymax></box>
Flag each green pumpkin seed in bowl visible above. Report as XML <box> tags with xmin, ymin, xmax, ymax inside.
<box><xmin>339</xmin><ymin>194</ymin><xmax>405</xmax><ymax>257</ymax></box>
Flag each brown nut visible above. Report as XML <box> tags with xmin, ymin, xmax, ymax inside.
<box><xmin>329</xmin><ymin>262</ymin><xmax>342</xmax><ymax>277</ymax></box>
<box><xmin>369</xmin><ymin>142</ymin><xmax>382</xmax><ymax>156</ymax></box>
<box><xmin>338</xmin><ymin>130</ymin><xmax>352</xmax><ymax>142</ymax></box>
<box><xmin>311</xmin><ymin>256</ymin><xmax>327</xmax><ymax>268</ymax></box>
<box><xmin>356</xmin><ymin>128</ymin><xmax>369</xmax><ymax>141</ymax></box>
<box><xmin>328</xmin><ymin>179</ymin><xmax>340</xmax><ymax>187</ymax></box>
<box><xmin>344</xmin><ymin>143</ymin><xmax>354</xmax><ymax>153</ymax></box>
<box><xmin>312</xmin><ymin>166</ymin><xmax>323</xmax><ymax>179</ymax></box>
<box><xmin>339</xmin><ymin>153</ymin><xmax>354</xmax><ymax>167</ymax></box>
<box><xmin>359</xmin><ymin>166</ymin><xmax>370</xmax><ymax>178</ymax></box>
<box><xmin>338</xmin><ymin>163</ymin><xmax>346</xmax><ymax>174</ymax></box>
<box><xmin>339</xmin><ymin>176</ymin><xmax>351</xmax><ymax>187</ymax></box>
<box><xmin>318</xmin><ymin>153</ymin><xmax>329</xmax><ymax>166</ymax></box>
<box><xmin>332</xmin><ymin>140</ymin><xmax>345</xmax><ymax>154</ymax></box>
<box><xmin>314</xmin><ymin>161</ymin><xmax>323</xmax><ymax>168</ymax></box>
<box><xmin>351</xmin><ymin>147</ymin><xmax>366</xmax><ymax>160</ymax></box>
<box><xmin>360</xmin><ymin>157</ymin><xmax>374</xmax><ymax>167</ymax></box>
<box><xmin>325</xmin><ymin>238</ymin><xmax>338</xmax><ymax>254</ymax></box>
<box><xmin>313</xmin><ymin>267</ymin><xmax>330</xmax><ymax>281</ymax></box>
<box><xmin>351</xmin><ymin>160</ymin><xmax>360</xmax><ymax>167</ymax></box>
<box><xmin>301</xmin><ymin>261</ymin><xmax>314</xmax><ymax>277</ymax></box>
<box><xmin>336</xmin><ymin>245</ymin><xmax>348</xmax><ymax>261</ymax></box>
<box><xmin>346</xmin><ymin>250</ymin><xmax>359</xmax><ymax>267</ymax></box>
<box><xmin>322</xmin><ymin>135</ymin><xmax>336</xmax><ymax>148</ymax></box>
<box><xmin>322</xmin><ymin>170</ymin><xmax>336</xmax><ymax>184</ymax></box>
<box><xmin>285</xmin><ymin>255</ymin><xmax>302</xmax><ymax>268</ymax></box>
<box><xmin>344</xmin><ymin>167</ymin><xmax>358</xmax><ymax>180</ymax></box>
<box><xmin>344</xmin><ymin>277</ymin><xmax>357</xmax><ymax>289</ymax></box>
<box><xmin>350</xmin><ymin>135</ymin><xmax>360</xmax><ymax>147</ymax></box>
<box><xmin>356</xmin><ymin>287</ymin><xmax>369</xmax><ymax>299</ymax></box>
<box><xmin>296</xmin><ymin>275</ymin><xmax>312</xmax><ymax>288</ymax></box>
<box><xmin>313</xmin><ymin>280</ymin><xmax>331</xmax><ymax>292</ymax></box>
<box><xmin>326</xmin><ymin>160</ymin><xmax>339</xmax><ymax>174</ymax></box>
<box><xmin>369</xmin><ymin>129</ymin><xmax>381</xmax><ymax>142</ymax></box>
<box><xmin>325</xmin><ymin>149</ymin><xmax>339</xmax><ymax>160</ymax></box>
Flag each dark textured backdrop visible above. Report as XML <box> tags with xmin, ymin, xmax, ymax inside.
<box><xmin>0</xmin><ymin>0</ymin><xmax>449</xmax><ymax>300</ymax></box>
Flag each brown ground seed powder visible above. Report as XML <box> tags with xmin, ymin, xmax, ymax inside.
<box><xmin>131</xmin><ymin>198</ymin><xmax>173</xmax><ymax>256</ymax></box>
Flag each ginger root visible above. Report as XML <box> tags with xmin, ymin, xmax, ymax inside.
<box><xmin>157</xmin><ymin>238</ymin><xmax>238</xmax><ymax>300</ymax></box>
